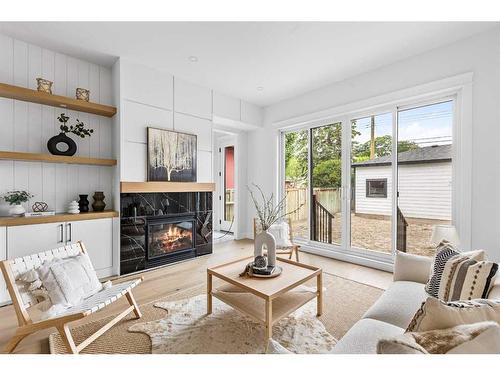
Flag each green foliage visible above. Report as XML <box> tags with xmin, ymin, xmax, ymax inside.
<box><xmin>285</xmin><ymin>121</ymin><xmax>419</xmax><ymax>189</ymax></box>
<box><xmin>58</xmin><ymin>113</ymin><xmax>94</xmax><ymax>138</ymax></box>
<box><xmin>3</xmin><ymin>190</ymin><xmax>33</xmax><ymax>205</ymax></box>
<box><xmin>312</xmin><ymin>159</ymin><xmax>341</xmax><ymax>188</ymax></box>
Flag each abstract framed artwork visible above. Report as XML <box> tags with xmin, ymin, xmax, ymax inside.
<box><xmin>147</xmin><ymin>127</ymin><xmax>197</xmax><ymax>182</ymax></box>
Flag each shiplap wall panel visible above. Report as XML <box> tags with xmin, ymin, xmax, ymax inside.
<box><xmin>0</xmin><ymin>34</ymin><xmax>114</xmax><ymax>212</ymax></box>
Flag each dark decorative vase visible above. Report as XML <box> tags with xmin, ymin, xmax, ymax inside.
<box><xmin>47</xmin><ymin>132</ymin><xmax>77</xmax><ymax>156</ymax></box>
<box><xmin>92</xmin><ymin>191</ymin><xmax>106</xmax><ymax>212</ymax></box>
<box><xmin>78</xmin><ymin>194</ymin><xmax>90</xmax><ymax>213</ymax></box>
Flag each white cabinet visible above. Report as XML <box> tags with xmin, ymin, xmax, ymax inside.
<box><xmin>5</xmin><ymin>218</ymin><xmax>114</xmax><ymax>279</ymax></box>
<box><xmin>0</xmin><ymin>227</ymin><xmax>8</xmax><ymax>306</ymax></box>
<box><xmin>7</xmin><ymin>222</ymin><xmax>66</xmax><ymax>259</ymax></box>
<box><xmin>70</xmin><ymin>218</ymin><xmax>113</xmax><ymax>274</ymax></box>
<box><xmin>174</xmin><ymin>78</ymin><xmax>212</xmax><ymax>120</ymax></box>
<box><xmin>213</xmin><ymin>92</ymin><xmax>241</xmax><ymax>121</ymax></box>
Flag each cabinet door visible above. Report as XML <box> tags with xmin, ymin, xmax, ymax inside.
<box><xmin>7</xmin><ymin>222</ymin><xmax>65</xmax><ymax>259</ymax></box>
<box><xmin>69</xmin><ymin>218</ymin><xmax>113</xmax><ymax>273</ymax></box>
<box><xmin>0</xmin><ymin>227</ymin><xmax>9</xmax><ymax>305</ymax></box>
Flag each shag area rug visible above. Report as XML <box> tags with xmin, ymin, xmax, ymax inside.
<box><xmin>49</xmin><ymin>273</ymin><xmax>383</xmax><ymax>354</ymax></box>
<box><xmin>128</xmin><ymin>294</ymin><xmax>336</xmax><ymax>354</ymax></box>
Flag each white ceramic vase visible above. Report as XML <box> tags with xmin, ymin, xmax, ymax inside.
<box><xmin>254</xmin><ymin>229</ymin><xmax>276</xmax><ymax>267</ymax></box>
<box><xmin>9</xmin><ymin>204</ymin><xmax>25</xmax><ymax>217</ymax></box>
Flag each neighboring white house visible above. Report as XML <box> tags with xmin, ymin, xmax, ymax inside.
<box><xmin>352</xmin><ymin>145</ymin><xmax>452</xmax><ymax>221</ymax></box>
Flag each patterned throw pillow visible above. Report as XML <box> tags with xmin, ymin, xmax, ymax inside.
<box><xmin>407</xmin><ymin>297</ymin><xmax>500</xmax><ymax>332</ymax></box>
<box><xmin>425</xmin><ymin>243</ymin><xmax>497</xmax><ymax>301</ymax></box>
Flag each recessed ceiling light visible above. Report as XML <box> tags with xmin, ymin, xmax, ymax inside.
<box><xmin>188</xmin><ymin>56</ymin><xmax>198</xmax><ymax>62</ymax></box>
<box><xmin>257</xmin><ymin>86</ymin><xmax>264</xmax><ymax>91</ymax></box>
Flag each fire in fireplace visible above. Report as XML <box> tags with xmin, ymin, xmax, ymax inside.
<box><xmin>148</xmin><ymin>219</ymin><xmax>194</xmax><ymax>259</ymax></box>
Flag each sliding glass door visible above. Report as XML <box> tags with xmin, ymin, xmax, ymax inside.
<box><xmin>281</xmin><ymin>97</ymin><xmax>455</xmax><ymax>260</ymax></box>
<box><xmin>350</xmin><ymin>112</ymin><xmax>393</xmax><ymax>254</ymax></box>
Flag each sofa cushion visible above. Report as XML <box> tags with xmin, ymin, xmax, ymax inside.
<box><xmin>406</xmin><ymin>297</ymin><xmax>500</xmax><ymax>332</ymax></box>
<box><xmin>362</xmin><ymin>281</ymin><xmax>428</xmax><ymax>329</ymax></box>
<box><xmin>331</xmin><ymin>318</ymin><xmax>404</xmax><ymax>354</ymax></box>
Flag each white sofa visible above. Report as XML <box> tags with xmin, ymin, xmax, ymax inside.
<box><xmin>330</xmin><ymin>251</ymin><xmax>500</xmax><ymax>354</ymax></box>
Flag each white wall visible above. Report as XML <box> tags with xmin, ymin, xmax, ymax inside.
<box><xmin>118</xmin><ymin>59</ymin><xmax>261</xmax><ymax>186</ymax></box>
<box><xmin>248</xmin><ymin>28</ymin><xmax>500</xmax><ymax>260</ymax></box>
<box><xmin>0</xmin><ymin>33</ymin><xmax>114</xmax><ymax>213</ymax></box>
<box><xmin>355</xmin><ymin>162</ymin><xmax>452</xmax><ymax>220</ymax></box>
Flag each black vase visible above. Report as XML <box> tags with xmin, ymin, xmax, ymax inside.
<box><xmin>92</xmin><ymin>191</ymin><xmax>106</xmax><ymax>212</ymax></box>
<box><xmin>78</xmin><ymin>194</ymin><xmax>89</xmax><ymax>213</ymax></box>
<box><xmin>47</xmin><ymin>132</ymin><xmax>77</xmax><ymax>156</ymax></box>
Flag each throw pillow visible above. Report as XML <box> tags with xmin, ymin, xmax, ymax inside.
<box><xmin>406</xmin><ymin>296</ymin><xmax>500</xmax><ymax>332</ymax></box>
<box><xmin>425</xmin><ymin>243</ymin><xmax>497</xmax><ymax>301</ymax></box>
<box><xmin>378</xmin><ymin>321</ymin><xmax>499</xmax><ymax>354</ymax></box>
<box><xmin>267</xmin><ymin>221</ymin><xmax>293</xmax><ymax>248</ymax></box>
<box><xmin>37</xmin><ymin>253</ymin><xmax>102</xmax><ymax>307</ymax></box>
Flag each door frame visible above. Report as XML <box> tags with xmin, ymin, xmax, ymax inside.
<box><xmin>214</xmin><ymin>134</ymin><xmax>237</xmax><ymax>234</ymax></box>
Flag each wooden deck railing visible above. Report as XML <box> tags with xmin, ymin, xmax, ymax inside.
<box><xmin>312</xmin><ymin>194</ymin><xmax>335</xmax><ymax>244</ymax></box>
<box><xmin>396</xmin><ymin>207</ymin><xmax>408</xmax><ymax>252</ymax></box>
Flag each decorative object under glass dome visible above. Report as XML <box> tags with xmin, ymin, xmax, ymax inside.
<box><xmin>2</xmin><ymin>190</ymin><xmax>33</xmax><ymax>217</ymax></box>
<box><xmin>47</xmin><ymin>113</ymin><xmax>94</xmax><ymax>156</ymax></box>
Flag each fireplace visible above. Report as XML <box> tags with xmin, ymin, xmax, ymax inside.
<box><xmin>120</xmin><ymin>192</ymin><xmax>212</xmax><ymax>274</ymax></box>
<box><xmin>148</xmin><ymin>218</ymin><xmax>194</xmax><ymax>258</ymax></box>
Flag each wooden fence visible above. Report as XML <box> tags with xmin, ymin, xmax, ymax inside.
<box><xmin>286</xmin><ymin>188</ymin><xmax>341</xmax><ymax>221</ymax></box>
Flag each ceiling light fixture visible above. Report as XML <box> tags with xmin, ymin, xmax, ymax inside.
<box><xmin>188</xmin><ymin>56</ymin><xmax>198</xmax><ymax>62</ymax></box>
<box><xmin>257</xmin><ymin>86</ymin><xmax>264</xmax><ymax>91</ymax></box>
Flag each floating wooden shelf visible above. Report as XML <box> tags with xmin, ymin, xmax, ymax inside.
<box><xmin>0</xmin><ymin>151</ymin><xmax>117</xmax><ymax>166</ymax></box>
<box><xmin>121</xmin><ymin>181</ymin><xmax>215</xmax><ymax>193</ymax></box>
<box><xmin>0</xmin><ymin>210</ymin><xmax>119</xmax><ymax>227</ymax></box>
<box><xmin>0</xmin><ymin>83</ymin><xmax>116</xmax><ymax>117</ymax></box>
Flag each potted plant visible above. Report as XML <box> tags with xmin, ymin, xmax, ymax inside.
<box><xmin>3</xmin><ymin>190</ymin><xmax>33</xmax><ymax>216</ymax></box>
<box><xmin>47</xmin><ymin>113</ymin><xmax>94</xmax><ymax>156</ymax></box>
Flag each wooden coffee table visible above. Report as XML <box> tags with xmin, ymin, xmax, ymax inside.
<box><xmin>207</xmin><ymin>257</ymin><xmax>322</xmax><ymax>344</ymax></box>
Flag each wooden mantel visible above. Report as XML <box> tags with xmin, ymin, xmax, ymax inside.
<box><xmin>120</xmin><ymin>181</ymin><xmax>215</xmax><ymax>193</ymax></box>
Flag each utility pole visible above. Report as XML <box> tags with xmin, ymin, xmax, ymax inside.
<box><xmin>370</xmin><ymin>115</ymin><xmax>375</xmax><ymax>160</ymax></box>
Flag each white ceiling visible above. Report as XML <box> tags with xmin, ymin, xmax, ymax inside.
<box><xmin>0</xmin><ymin>22</ymin><xmax>497</xmax><ymax>107</ymax></box>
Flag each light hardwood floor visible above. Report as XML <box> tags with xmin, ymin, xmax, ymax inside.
<box><xmin>0</xmin><ymin>239</ymin><xmax>392</xmax><ymax>354</ymax></box>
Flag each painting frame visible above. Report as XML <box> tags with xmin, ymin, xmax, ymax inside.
<box><xmin>147</xmin><ymin>127</ymin><xmax>197</xmax><ymax>182</ymax></box>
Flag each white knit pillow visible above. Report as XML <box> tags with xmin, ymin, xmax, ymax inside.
<box><xmin>267</xmin><ymin>222</ymin><xmax>293</xmax><ymax>248</ymax></box>
<box><xmin>37</xmin><ymin>253</ymin><xmax>102</xmax><ymax>307</ymax></box>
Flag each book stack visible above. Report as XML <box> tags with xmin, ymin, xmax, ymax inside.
<box><xmin>24</xmin><ymin>211</ymin><xmax>56</xmax><ymax>217</ymax></box>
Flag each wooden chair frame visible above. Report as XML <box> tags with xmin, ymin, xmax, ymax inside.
<box><xmin>253</xmin><ymin>218</ymin><xmax>300</xmax><ymax>262</ymax></box>
<box><xmin>0</xmin><ymin>241</ymin><xmax>143</xmax><ymax>354</ymax></box>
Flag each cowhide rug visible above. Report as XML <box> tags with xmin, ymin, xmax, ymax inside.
<box><xmin>129</xmin><ymin>294</ymin><xmax>336</xmax><ymax>354</ymax></box>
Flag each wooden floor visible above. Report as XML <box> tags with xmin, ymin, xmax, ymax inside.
<box><xmin>0</xmin><ymin>239</ymin><xmax>392</xmax><ymax>354</ymax></box>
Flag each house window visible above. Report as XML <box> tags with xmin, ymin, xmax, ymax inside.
<box><xmin>366</xmin><ymin>179</ymin><xmax>387</xmax><ymax>198</ymax></box>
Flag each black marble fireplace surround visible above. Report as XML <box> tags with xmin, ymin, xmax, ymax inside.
<box><xmin>120</xmin><ymin>192</ymin><xmax>212</xmax><ymax>275</ymax></box>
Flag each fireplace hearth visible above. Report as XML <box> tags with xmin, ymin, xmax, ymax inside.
<box><xmin>120</xmin><ymin>192</ymin><xmax>212</xmax><ymax>275</ymax></box>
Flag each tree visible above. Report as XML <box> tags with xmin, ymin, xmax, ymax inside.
<box><xmin>352</xmin><ymin>135</ymin><xmax>418</xmax><ymax>161</ymax></box>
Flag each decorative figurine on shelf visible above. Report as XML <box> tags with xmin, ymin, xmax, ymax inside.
<box><xmin>47</xmin><ymin>113</ymin><xmax>94</xmax><ymax>156</ymax></box>
<box><xmin>92</xmin><ymin>192</ymin><xmax>106</xmax><ymax>212</ymax></box>
<box><xmin>3</xmin><ymin>190</ymin><xmax>33</xmax><ymax>217</ymax></box>
<box><xmin>78</xmin><ymin>194</ymin><xmax>90</xmax><ymax>213</ymax></box>
<box><xmin>36</xmin><ymin>78</ymin><xmax>53</xmax><ymax>94</ymax></box>
<box><xmin>76</xmin><ymin>88</ymin><xmax>90</xmax><ymax>102</ymax></box>
<box><xmin>241</xmin><ymin>184</ymin><xmax>304</xmax><ymax>278</ymax></box>
<box><xmin>67</xmin><ymin>200</ymin><xmax>80</xmax><ymax>214</ymax></box>
<box><xmin>32</xmin><ymin>201</ymin><xmax>49</xmax><ymax>212</ymax></box>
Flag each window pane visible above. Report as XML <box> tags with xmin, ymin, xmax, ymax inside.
<box><xmin>311</xmin><ymin>122</ymin><xmax>342</xmax><ymax>245</ymax></box>
<box><xmin>397</xmin><ymin>101</ymin><xmax>453</xmax><ymax>256</ymax></box>
<box><xmin>284</xmin><ymin>130</ymin><xmax>309</xmax><ymax>239</ymax></box>
<box><xmin>351</xmin><ymin>113</ymin><xmax>393</xmax><ymax>253</ymax></box>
